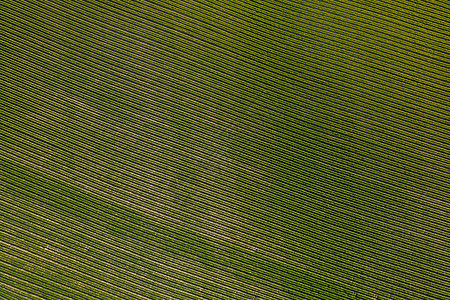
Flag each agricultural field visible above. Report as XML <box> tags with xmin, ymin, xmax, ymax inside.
<box><xmin>0</xmin><ymin>0</ymin><xmax>449</xmax><ymax>299</ymax></box>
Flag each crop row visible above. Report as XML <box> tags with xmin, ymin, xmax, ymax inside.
<box><xmin>37</xmin><ymin>0</ymin><xmax>450</xmax><ymax>115</ymax></box>
<box><xmin>1</xmin><ymin>177</ymin><xmax>336</xmax><ymax>300</ymax></box>
<box><xmin>1</xmin><ymin>32</ymin><xmax>448</xmax><ymax>204</ymax></box>
<box><xmin>63</xmin><ymin>0</ymin><xmax>450</xmax><ymax>120</ymax></box>
<box><xmin>1</xmin><ymin>135</ymin><xmax>448</xmax><ymax>298</ymax></box>
<box><xmin>1</xmin><ymin>15</ymin><xmax>448</xmax><ymax>183</ymax></box>
<box><xmin>3</xmin><ymin>82</ymin><xmax>450</xmax><ymax>237</ymax></box>
<box><xmin>210</xmin><ymin>0</ymin><xmax>449</xmax><ymax>40</ymax></box>
<box><xmin>2</xmin><ymin>59</ymin><xmax>449</xmax><ymax>233</ymax></box>
<box><xmin>2</xmin><ymin>123</ymin><xmax>448</xmax><ymax>285</ymax></box>
<box><xmin>2</xmin><ymin>1</ymin><xmax>448</xmax><ymax>299</ymax></box>
<box><xmin>1</xmin><ymin>97</ymin><xmax>449</xmax><ymax>263</ymax></box>
<box><xmin>2</xmin><ymin>85</ymin><xmax>449</xmax><ymax>267</ymax></box>
<box><xmin>1</xmin><ymin>150</ymin><xmax>442</xmax><ymax>300</ymax></box>
<box><xmin>2</xmin><ymin>12</ymin><xmax>448</xmax><ymax>167</ymax></box>
<box><xmin>60</xmin><ymin>0</ymin><xmax>449</xmax><ymax>81</ymax></box>
<box><xmin>4</xmin><ymin>1</ymin><xmax>449</xmax><ymax>127</ymax></box>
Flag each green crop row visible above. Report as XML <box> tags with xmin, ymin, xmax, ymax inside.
<box><xmin>2</xmin><ymin>14</ymin><xmax>447</xmax><ymax>172</ymax></box>
<box><xmin>1</xmin><ymin>79</ymin><xmax>448</xmax><ymax>274</ymax></box>
<box><xmin>4</xmin><ymin>1</ymin><xmax>449</xmax><ymax>124</ymax></box>
<box><xmin>2</xmin><ymin>41</ymin><xmax>446</xmax><ymax>209</ymax></box>
<box><xmin>0</xmin><ymin>124</ymin><xmax>444</xmax><ymax>298</ymax></box>
<box><xmin>2</xmin><ymin>0</ymin><xmax>448</xmax><ymax>299</ymax></box>
<box><xmin>1</xmin><ymin>100</ymin><xmax>448</xmax><ymax>272</ymax></box>
<box><xmin>1</xmin><ymin>72</ymin><xmax>448</xmax><ymax>244</ymax></box>
<box><xmin>1</xmin><ymin>172</ymin><xmax>321</xmax><ymax>299</ymax></box>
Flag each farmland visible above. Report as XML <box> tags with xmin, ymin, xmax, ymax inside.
<box><xmin>1</xmin><ymin>0</ymin><xmax>449</xmax><ymax>299</ymax></box>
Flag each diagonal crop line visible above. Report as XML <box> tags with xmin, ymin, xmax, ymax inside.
<box><xmin>1</xmin><ymin>0</ymin><xmax>448</xmax><ymax>299</ymax></box>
